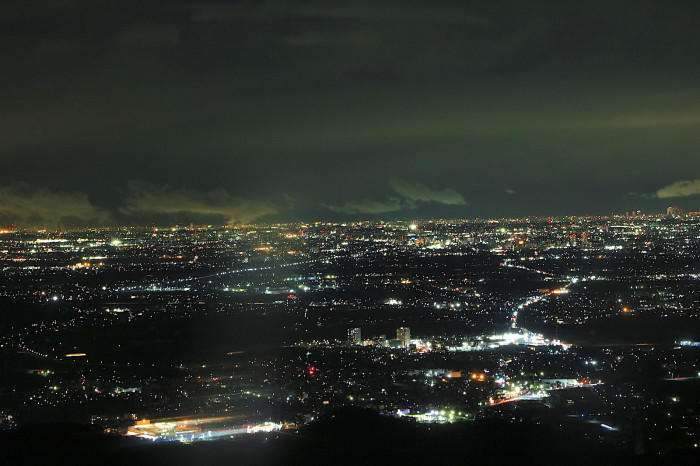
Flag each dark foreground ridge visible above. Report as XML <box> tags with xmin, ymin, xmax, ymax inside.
<box><xmin>2</xmin><ymin>408</ymin><xmax>697</xmax><ymax>466</ymax></box>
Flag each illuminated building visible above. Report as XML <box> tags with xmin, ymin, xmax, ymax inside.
<box><xmin>396</xmin><ymin>327</ymin><xmax>410</xmax><ymax>347</ymax></box>
<box><xmin>125</xmin><ymin>416</ymin><xmax>284</xmax><ymax>442</ymax></box>
<box><xmin>347</xmin><ymin>327</ymin><xmax>361</xmax><ymax>345</ymax></box>
<box><xmin>666</xmin><ymin>206</ymin><xmax>683</xmax><ymax>218</ymax></box>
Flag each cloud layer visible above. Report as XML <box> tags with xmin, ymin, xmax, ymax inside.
<box><xmin>120</xmin><ymin>184</ymin><xmax>278</xmax><ymax>225</ymax></box>
<box><xmin>322</xmin><ymin>180</ymin><xmax>466</xmax><ymax>215</ymax></box>
<box><xmin>0</xmin><ymin>184</ymin><xmax>277</xmax><ymax>227</ymax></box>
<box><xmin>0</xmin><ymin>186</ymin><xmax>110</xmax><ymax>227</ymax></box>
<box><xmin>322</xmin><ymin>198</ymin><xmax>405</xmax><ymax>215</ymax></box>
<box><xmin>389</xmin><ymin>180</ymin><xmax>466</xmax><ymax>205</ymax></box>
<box><xmin>656</xmin><ymin>179</ymin><xmax>700</xmax><ymax>198</ymax></box>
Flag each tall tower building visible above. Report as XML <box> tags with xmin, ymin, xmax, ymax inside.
<box><xmin>396</xmin><ymin>327</ymin><xmax>411</xmax><ymax>347</ymax></box>
<box><xmin>347</xmin><ymin>327</ymin><xmax>361</xmax><ymax>345</ymax></box>
<box><xmin>667</xmin><ymin>206</ymin><xmax>683</xmax><ymax>218</ymax></box>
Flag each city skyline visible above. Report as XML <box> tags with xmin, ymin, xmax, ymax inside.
<box><xmin>1</xmin><ymin>214</ymin><xmax>698</xmax><ymax>462</ymax></box>
<box><xmin>0</xmin><ymin>206</ymin><xmax>696</xmax><ymax>230</ymax></box>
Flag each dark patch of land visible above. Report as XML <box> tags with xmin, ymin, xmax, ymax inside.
<box><xmin>2</xmin><ymin>408</ymin><xmax>697</xmax><ymax>465</ymax></box>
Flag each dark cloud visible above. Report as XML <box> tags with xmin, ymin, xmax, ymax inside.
<box><xmin>0</xmin><ymin>183</ymin><xmax>278</xmax><ymax>227</ymax></box>
<box><xmin>322</xmin><ymin>180</ymin><xmax>465</xmax><ymax>215</ymax></box>
<box><xmin>119</xmin><ymin>183</ymin><xmax>279</xmax><ymax>225</ymax></box>
<box><xmin>1</xmin><ymin>1</ymin><xmax>700</xmax><ymax>222</ymax></box>
<box><xmin>0</xmin><ymin>186</ymin><xmax>110</xmax><ymax>227</ymax></box>
<box><xmin>115</xmin><ymin>22</ymin><xmax>180</xmax><ymax>47</ymax></box>
<box><xmin>388</xmin><ymin>180</ymin><xmax>466</xmax><ymax>206</ymax></box>
<box><xmin>322</xmin><ymin>198</ymin><xmax>405</xmax><ymax>215</ymax></box>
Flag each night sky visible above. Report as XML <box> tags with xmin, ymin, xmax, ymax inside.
<box><xmin>2</xmin><ymin>1</ymin><xmax>700</xmax><ymax>226</ymax></box>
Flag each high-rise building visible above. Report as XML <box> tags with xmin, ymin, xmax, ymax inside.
<box><xmin>347</xmin><ymin>327</ymin><xmax>361</xmax><ymax>345</ymax></box>
<box><xmin>667</xmin><ymin>206</ymin><xmax>683</xmax><ymax>218</ymax></box>
<box><xmin>396</xmin><ymin>327</ymin><xmax>410</xmax><ymax>347</ymax></box>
